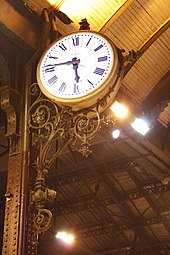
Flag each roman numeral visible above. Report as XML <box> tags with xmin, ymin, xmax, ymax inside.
<box><xmin>58</xmin><ymin>43</ymin><xmax>67</xmax><ymax>51</ymax></box>
<box><xmin>98</xmin><ymin>56</ymin><xmax>108</xmax><ymax>62</ymax></box>
<box><xmin>94</xmin><ymin>67</ymin><xmax>105</xmax><ymax>76</ymax></box>
<box><xmin>48</xmin><ymin>55</ymin><xmax>58</xmax><ymax>60</ymax></box>
<box><xmin>94</xmin><ymin>44</ymin><xmax>103</xmax><ymax>52</ymax></box>
<box><xmin>72</xmin><ymin>37</ymin><xmax>79</xmax><ymax>46</ymax></box>
<box><xmin>74</xmin><ymin>84</ymin><xmax>79</xmax><ymax>94</ymax></box>
<box><xmin>59</xmin><ymin>82</ymin><xmax>67</xmax><ymax>93</ymax></box>
<box><xmin>48</xmin><ymin>75</ymin><xmax>58</xmax><ymax>85</ymax></box>
<box><xmin>86</xmin><ymin>37</ymin><xmax>92</xmax><ymax>46</ymax></box>
<box><xmin>45</xmin><ymin>66</ymin><xmax>55</xmax><ymax>73</ymax></box>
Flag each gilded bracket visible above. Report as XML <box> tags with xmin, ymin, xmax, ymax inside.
<box><xmin>27</xmin><ymin>82</ymin><xmax>104</xmax><ymax>239</ymax></box>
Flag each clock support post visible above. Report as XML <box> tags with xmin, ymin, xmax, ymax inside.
<box><xmin>23</xmin><ymin>11</ymin><xmax>101</xmax><ymax>253</ymax></box>
<box><xmin>27</xmin><ymin>82</ymin><xmax>102</xmax><ymax>245</ymax></box>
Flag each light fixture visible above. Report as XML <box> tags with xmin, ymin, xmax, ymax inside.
<box><xmin>131</xmin><ymin>117</ymin><xmax>150</xmax><ymax>136</ymax></box>
<box><xmin>47</xmin><ymin>0</ymin><xmax>64</xmax><ymax>6</ymax></box>
<box><xmin>112</xmin><ymin>129</ymin><xmax>120</xmax><ymax>139</ymax></box>
<box><xmin>110</xmin><ymin>101</ymin><xmax>128</xmax><ymax>119</ymax></box>
<box><xmin>56</xmin><ymin>231</ymin><xmax>75</xmax><ymax>244</ymax></box>
<box><xmin>47</xmin><ymin>0</ymin><xmax>57</xmax><ymax>5</ymax></box>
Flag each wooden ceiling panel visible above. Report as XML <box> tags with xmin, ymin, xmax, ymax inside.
<box><xmin>122</xmin><ymin>35</ymin><xmax>170</xmax><ymax>103</ymax></box>
<box><xmin>105</xmin><ymin>0</ymin><xmax>170</xmax><ymax>50</ymax></box>
<box><xmin>132</xmin><ymin>197</ymin><xmax>151</xmax><ymax>213</ymax></box>
<box><xmin>114</xmin><ymin>171</ymin><xmax>138</xmax><ymax>191</ymax></box>
<box><xmin>104</xmin><ymin>1</ymin><xmax>170</xmax><ymax>104</ymax></box>
<box><xmin>23</xmin><ymin>0</ymin><xmax>129</xmax><ymax>33</ymax></box>
<box><xmin>58</xmin><ymin>0</ymin><xmax>129</xmax><ymax>32</ymax></box>
<box><xmin>150</xmin><ymin>223</ymin><xmax>170</xmax><ymax>241</ymax></box>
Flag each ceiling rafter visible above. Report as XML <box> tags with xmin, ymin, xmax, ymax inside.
<box><xmin>73</xmin><ymin>160</ymin><xmax>130</xmax><ymax>246</ymax></box>
<box><xmin>128</xmin><ymin>170</ymin><xmax>170</xmax><ymax>239</ymax></box>
<box><xmin>51</xmin><ymin>153</ymin><xmax>164</xmax><ymax>187</ymax></box>
<box><xmin>124</xmin><ymin>17</ymin><xmax>170</xmax><ymax>76</ymax></box>
<box><xmin>55</xmin><ymin>182</ymin><xmax>170</xmax><ymax>216</ymax></box>
<box><xmin>75</xmin><ymin>212</ymin><xmax>170</xmax><ymax>238</ymax></box>
<box><xmin>98</xmin><ymin>0</ymin><xmax>135</xmax><ymax>33</ymax></box>
<box><xmin>100</xmin><ymin>175</ymin><xmax>159</xmax><ymax>255</ymax></box>
<box><xmin>93</xmin><ymin>242</ymin><xmax>170</xmax><ymax>255</ymax></box>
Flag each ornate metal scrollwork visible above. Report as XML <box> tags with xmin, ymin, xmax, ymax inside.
<box><xmin>28</xmin><ymin>79</ymin><xmax>120</xmax><ymax>243</ymax></box>
<box><xmin>74</xmin><ymin>110</ymin><xmax>100</xmax><ymax>156</ymax></box>
<box><xmin>32</xmin><ymin>208</ymin><xmax>53</xmax><ymax>244</ymax></box>
<box><xmin>28</xmin><ymin>83</ymin><xmax>103</xmax><ymax>163</ymax></box>
<box><xmin>28</xmin><ymin>83</ymin><xmax>104</xmax><ymax>239</ymax></box>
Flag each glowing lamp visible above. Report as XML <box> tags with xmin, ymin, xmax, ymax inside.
<box><xmin>112</xmin><ymin>129</ymin><xmax>120</xmax><ymax>139</ymax></box>
<box><xmin>131</xmin><ymin>118</ymin><xmax>150</xmax><ymax>135</ymax></box>
<box><xmin>110</xmin><ymin>101</ymin><xmax>128</xmax><ymax>119</ymax></box>
<box><xmin>56</xmin><ymin>231</ymin><xmax>75</xmax><ymax>244</ymax></box>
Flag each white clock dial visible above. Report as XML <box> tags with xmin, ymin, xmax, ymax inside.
<box><xmin>37</xmin><ymin>31</ymin><xmax>115</xmax><ymax>100</ymax></box>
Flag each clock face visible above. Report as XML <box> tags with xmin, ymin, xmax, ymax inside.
<box><xmin>37</xmin><ymin>31</ymin><xmax>116</xmax><ymax>102</ymax></box>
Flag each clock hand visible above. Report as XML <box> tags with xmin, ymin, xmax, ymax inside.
<box><xmin>72</xmin><ymin>57</ymin><xmax>80</xmax><ymax>82</ymax></box>
<box><xmin>71</xmin><ymin>57</ymin><xmax>80</xmax><ymax>65</ymax></box>
<box><xmin>73</xmin><ymin>64</ymin><xmax>80</xmax><ymax>83</ymax></box>
<box><xmin>44</xmin><ymin>61</ymin><xmax>72</xmax><ymax>68</ymax></box>
<box><xmin>44</xmin><ymin>58</ymin><xmax>80</xmax><ymax>68</ymax></box>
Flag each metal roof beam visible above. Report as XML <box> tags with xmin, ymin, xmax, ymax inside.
<box><xmin>101</xmin><ymin>175</ymin><xmax>158</xmax><ymax>255</ymax></box>
<box><xmin>93</xmin><ymin>242</ymin><xmax>169</xmax><ymax>255</ymax></box>
<box><xmin>55</xmin><ymin>183</ymin><xmax>170</xmax><ymax>216</ymax></box>
<box><xmin>124</xmin><ymin>18</ymin><xmax>170</xmax><ymax>76</ymax></box>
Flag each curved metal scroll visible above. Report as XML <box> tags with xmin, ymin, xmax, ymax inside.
<box><xmin>74</xmin><ymin>110</ymin><xmax>100</xmax><ymax>156</ymax></box>
<box><xmin>32</xmin><ymin>208</ymin><xmax>53</xmax><ymax>244</ymax></box>
<box><xmin>27</xmin><ymin>83</ymin><xmax>103</xmax><ymax>239</ymax></box>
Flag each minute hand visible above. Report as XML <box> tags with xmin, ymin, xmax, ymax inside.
<box><xmin>44</xmin><ymin>58</ymin><xmax>80</xmax><ymax>67</ymax></box>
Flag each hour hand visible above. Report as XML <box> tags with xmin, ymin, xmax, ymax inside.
<box><xmin>73</xmin><ymin>64</ymin><xmax>80</xmax><ymax>83</ymax></box>
<box><xmin>72</xmin><ymin>57</ymin><xmax>80</xmax><ymax>82</ymax></box>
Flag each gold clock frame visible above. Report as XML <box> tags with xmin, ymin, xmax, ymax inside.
<box><xmin>36</xmin><ymin>30</ymin><xmax>121</xmax><ymax>113</ymax></box>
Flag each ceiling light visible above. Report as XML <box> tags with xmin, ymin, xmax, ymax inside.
<box><xmin>110</xmin><ymin>101</ymin><xmax>128</xmax><ymax>119</ymax></box>
<box><xmin>47</xmin><ymin>0</ymin><xmax>64</xmax><ymax>6</ymax></box>
<box><xmin>131</xmin><ymin>118</ymin><xmax>150</xmax><ymax>136</ymax></box>
<box><xmin>47</xmin><ymin>0</ymin><xmax>58</xmax><ymax>5</ymax></box>
<box><xmin>56</xmin><ymin>231</ymin><xmax>75</xmax><ymax>244</ymax></box>
<box><xmin>112</xmin><ymin>129</ymin><xmax>120</xmax><ymax>139</ymax></box>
